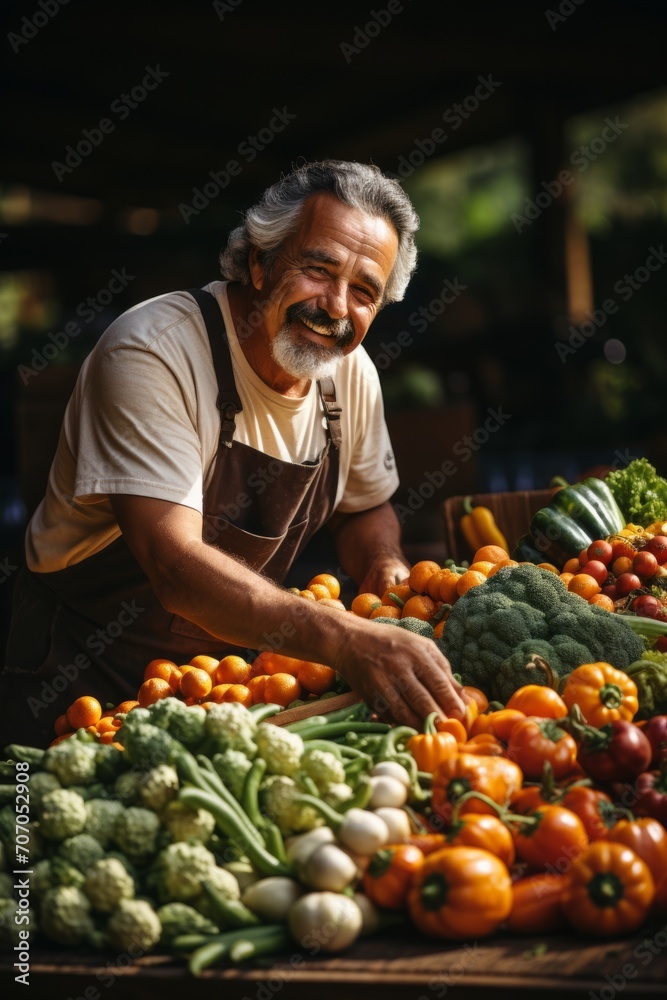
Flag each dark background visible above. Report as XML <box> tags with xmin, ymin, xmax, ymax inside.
<box><xmin>1</xmin><ymin>0</ymin><xmax>667</xmax><ymax>625</ymax></box>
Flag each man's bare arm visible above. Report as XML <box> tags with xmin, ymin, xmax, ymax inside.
<box><xmin>328</xmin><ymin>501</ymin><xmax>411</xmax><ymax>596</ymax></box>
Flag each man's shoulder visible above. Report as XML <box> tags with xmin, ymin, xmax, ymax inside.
<box><xmin>95</xmin><ymin>287</ymin><xmax>209</xmax><ymax>354</ymax></box>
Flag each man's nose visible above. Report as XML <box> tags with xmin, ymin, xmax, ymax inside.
<box><xmin>318</xmin><ymin>280</ymin><xmax>348</xmax><ymax>320</ymax></box>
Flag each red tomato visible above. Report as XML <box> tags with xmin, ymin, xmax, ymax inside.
<box><xmin>611</xmin><ymin>538</ymin><xmax>637</xmax><ymax>561</ymax></box>
<box><xmin>645</xmin><ymin>536</ymin><xmax>667</xmax><ymax>565</ymax></box>
<box><xmin>587</xmin><ymin>539</ymin><xmax>613</xmax><ymax>565</ymax></box>
<box><xmin>633</xmin><ymin>550</ymin><xmax>659</xmax><ymax>579</ymax></box>
<box><xmin>582</xmin><ymin>560</ymin><xmax>610</xmax><ymax>586</ymax></box>
<box><xmin>615</xmin><ymin>572</ymin><xmax>642</xmax><ymax>596</ymax></box>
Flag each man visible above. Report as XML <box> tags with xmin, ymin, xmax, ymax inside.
<box><xmin>1</xmin><ymin>159</ymin><xmax>465</xmax><ymax>747</ymax></box>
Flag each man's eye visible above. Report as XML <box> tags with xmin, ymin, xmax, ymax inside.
<box><xmin>306</xmin><ymin>265</ymin><xmax>328</xmax><ymax>275</ymax></box>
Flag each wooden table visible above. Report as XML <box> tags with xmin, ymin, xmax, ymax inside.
<box><xmin>4</xmin><ymin>920</ymin><xmax>667</xmax><ymax>1000</ymax></box>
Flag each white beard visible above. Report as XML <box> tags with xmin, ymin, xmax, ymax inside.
<box><xmin>270</xmin><ymin>326</ymin><xmax>345</xmax><ymax>381</ymax></box>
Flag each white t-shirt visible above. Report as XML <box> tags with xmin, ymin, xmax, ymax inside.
<box><xmin>26</xmin><ymin>281</ymin><xmax>399</xmax><ymax>573</ymax></box>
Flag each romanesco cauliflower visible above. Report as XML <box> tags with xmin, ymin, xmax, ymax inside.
<box><xmin>27</xmin><ymin>771</ymin><xmax>61</xmax><ymax>810</ymax></box>
<box><xmin>211</xmin><ymin>749</ymin><xmax>253</xmax><ymax>800</ymax></box>
<box><xmin>260</xmin><ymin>774</ymin><xmax>323</xmax><ymax>835</ymax></box>
<box><xmin>147</xmin><ymin>698</ymin><xmax>207</xmax><ymax>749</ymax></box>
<box><xmin>161</xmin><ymin>800</ymin><xmax>216</xmax><ymax>844</ymax></box>
<box><xmin>149</xmin><ymin>840</ymin><xmax>218</xmax><ymax>903</ymax></box>
<box><xmin>156</xmin><ymin>902</ymin><xmax>220</xmax><ymax>946</ymax></box>
<box><xmin>299</xmin><ymin>747</ymin><xmax>345</xmax><ymax>790</ymax></box>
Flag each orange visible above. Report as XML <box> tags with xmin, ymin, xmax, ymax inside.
<box><xmin>437</xmin><ymin>571</ymin><xmax>462</xmax><ymax>603</ymax></box>
<box><xmin>408</xmin><ymin>560</ymin><xmax>442</xmax><ymax>594</ymax></box>
<box><xmin>308</xmin><ymin>573</ymin><xmax>341</xmax><ymax>600</ymax></box>
<box><xmin>317</xmin><ymin>597</ymin><xmax>347</xmax><ymax>611</ymax></box>
<box><xmin>486</xmin><ymin>559</ymin><xmax>520</xmax><ymax>578</ymax></box>
<box><xmin>219</xmin><ymin>684</ymin><xmax>253</xmax><ymax>708</ymax></box>
<box><xmin>472</xmin><ymin>545</ymin><xmax>510</xmax><ymax>565</ymax></box>
<box><xmin>112</xmin><ymin>699</ymin><xmax>140</xmax><ymax>716</ymax></box>
<box><xmin>298</xmin><ymin>589</ymin><xmax>318</xmax><ymax>601</ymax></box>
<box><xmin>137</xmin><ymin>677</ymin><xmax>173</xmax><ymax>707</ymax></box>
<box><xmin>247</xmin><ymin>674</ymin><xmax>270</xmax><ymax>703</ymax></box>
<box><xmin>96</xmin><ymin>716</ymin><xmax>122</xmax><ymax>735</ymax></box>
<box><xmin>189</xmin><ymin>654</ymin><xmax>221</xmax><ymax>678</ymax></box>
<box><xmin>144</xmin><ymin>657</ymin><xmax>179</xmax><ymax>680</ymax></box>
<box><xmin>66</xmin><ymin>696</ymin><xmax>103</xmax><ymax>730</ymax></box>
<box><xmin>215</xmin><ymin>655</ymin><xmax>251</xmax><ymax>685</ymax></box>
<box><xmin>381</xmin><ymin>583</ymin><xmax>415</xmax><ymax>607</ymax></box>
<box><xmin>426</xmin><ymin>570</ymin><xmax>452</xmax><ymax>601</ymax></box>
<box><xmin>588</xmin><ymin>593</ymin><xmax>615</xmax><ymax>612</ymax></box>
<box><xmin>536</xmin><ymin>562</ymin><xmax>560</xmax><ymax>574</ymax></box>
<box><xmin>264</xmin><ymin>672</ymin><xmax>302</xmax><ymax>707</ymax></box>
<box><xmin>433</xmin><ymin>620</ymin><xmax>446</xmax><ymax>638</ymax></box>
<box><xmin>467</xmin><ymin>560</ymin><xmax>495</xmax><ymax>577</ymax></box>
<box><xmin>559</xmin><ymin>572</ymin><xmax>575</xmax><ymax>587</ymax></box>
<box><xmin>179</xmin><ymin>667</ymin><xmax>213</xmax><ymax>701</ymax></box>
<box><xmin>208</xmin><ymin>683</ymin><xmax>232</xmax><ymax>702</ymax></box>
<box><xmin>456</xmin><ymin>570</ymin><xmax>487</xmax><ymax>596</ymax></box>
<box><xmin>350</xmin><ymin>593</ymin><xmax>382</xmax><ymax>618</ymax></box>
<box><xmin>369</xmin><ymin>604</ymin><xmax>401</xmax><ymax>619</ymax></box>
<box><xmin>54</xmin><ymin>713</ymin><xmax>72</xmax><ymax>737</ymax></box>
<box><xmin>298</xmin><ymin>660</ymin><xmax>337</xmax><ymax>695</ymax></box>
<box><xmin>568</xmin><ymin>573</ymin><xmax>601</xmax><ymax>601</ymax></box>
<box><xmin>401</xmin><ymin>594</ymin><xmax>436</xmax><ymax>620</ymax></box>
<box><xmin>261</xmin><ymin>653</ymin><xmax>304</xmax><ymax>677</ymax></box>
<box><xmin>562</xmin><ymin>557</ymin><xmax>582</xmax><ymax>575</ymax></box>
<box><xmin>308</xmin><ymin>583</ymin><xmax>333</xmax><ymax>601</ymax></box>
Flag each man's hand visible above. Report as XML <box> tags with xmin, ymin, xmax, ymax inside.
<box><xmin>357</xmin><ymin>556</ymin><xmax>410</xmax><ymax>600</ymax></box>
<box><xmin>333</xmin><ymin>620</ymin><xmax>466</xmax><ymax>729</ymax></box>
<box><xmin>328</xmin><ymin>502</ymin><xmax>411</xmax><ymax>596</ymax></box>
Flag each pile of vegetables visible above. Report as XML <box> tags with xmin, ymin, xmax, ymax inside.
<box><xmin>605</xmin><ymin>458</ymin><xmax>667</xmax><ymax>528</ymax></box>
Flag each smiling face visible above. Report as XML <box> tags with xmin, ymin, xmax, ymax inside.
<box><xmin>242</xmin><ymin>192</ymin><xmax>399</xmax><ymax>391</ymax></box>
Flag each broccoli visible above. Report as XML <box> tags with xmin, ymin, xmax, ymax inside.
<box><xmin>204</xmin><ymin>702</ymin><xmax>258</xmax><ymax>757</ymax></box>
<box><xmin>39</xmin><ymin>885</ymin><xmax>94</xmax><ymax>945</ymax></box>
<box><xmin>38</xmin><ymin>788</ymin><xmax>88</xmax><ymax>841</ymax></box>
<box><xmin>84</xmin><ymin>799</ymin><xmax>125</xmax><ymax>847</ymax></box>
<box><xmin>605</xmin><ymin>458</ymin><xmax>667</xmax><ymax>527</ymax></box>
<box><xmin>156</xmin><ymin>901</ymin><xmax>220</xmax><ymax>946</ymax></box>
<box><xmin>112</xmin><ymin>806</ymin><xmax>161</xmax><ymax>862</ymax></box>
<box><xmin>106</xmin><ymin>898</ymin><xmax>162</xmax><ymax>954</ymax></box>
<box><xmin>116</xmin><ymin>722</ymin><xmax>179</xmax><ymax>770</ymax></box>
<box><xmin>161</xmin><ymin>800</ymin><xmax>216</xmax><ymax>845</ymax></box>
<box><xmin>30</xmin><ymin>857</ymin><xmax>85</xmax><ymax>899</ymax></box>
<box><xmin>42</xmin><ymin>739</ymin><xmax>98</xmax><ymax>786</ymax></box>
<box><xmin>27</xmin><ymin>771</ymin><xmax>61</xmax><ymax>810</ymax></box>
<box><xmin>371</xmin><ymin>616</ymin><xmax>436</xmax><ymax>638</ymax></box>
<box><xmin>256</xmin><ymin>723</ymin><xmax>304</xmax><ymax>777</ymax></box>
<box><xmin>83</xmin><ymin>857</ymin><xmax>136</xmax><ymax>912</ymax></box>
<box><xmin>146</xmin><ymin>698</ymin><xmax>207</xmax><ymax>750</ymax></box>
<box><xmin>211</xmin><ymin>749</ymin><xmax>253</xmax><ymax>800</ymax></box>
<box><xmin>56</xmin><ymin>833</ymin><xmax>105</xmax><ymax>872</ymax></box>
<box><xmin>440</xmin><ymin>563</ymin><xmax>646</xmax><ymax>700</ymax></box>
<box><xmin>114</xmin><ymin>770</ymin><xmax>143</xmax><ymax>806</ymax></box>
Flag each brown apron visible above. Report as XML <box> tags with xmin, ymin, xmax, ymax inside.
<box><xmin>0</xmin><ymin>287</ymin><xmax>341</xmax><ymax>747</ymax></box>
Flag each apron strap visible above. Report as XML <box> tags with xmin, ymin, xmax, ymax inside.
<box><xmin>317</xmin><ymin>376</ymin><xmax>342</xmax><ymax>450</ymax></box>
<box><xmin>187</xmin><ymin>287</ymin><xmax>242</xmax><ymax>448</ymax></box>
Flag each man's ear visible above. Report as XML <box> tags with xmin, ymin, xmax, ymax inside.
<box><xmin>248</xmin><ymin>247</ymin><xmax>265</xmax><ymax>291</ymax></box>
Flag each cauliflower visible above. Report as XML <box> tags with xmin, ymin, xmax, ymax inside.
<box><xmin>204</xmin><ymin>702</ymin><xmax>258</xmax><ymax>756</ymax></box>
<box><xmin>212</xmin><ymin>749</ymin><xmax>253</xmax><ymax>800</ymax></box>
<box><xmin>161</xmin><ymin>800</ymin><xmax>216</xmax><ymax>845</ymax></box>
<box><xmin>149</xmin><ymin>841</ymin><xmax>218</xmax><ymax>903</ymax></box>
<box><xmin>256</xmin><ymin>724</ymin><xmax>303</xmax><ymax>777</ymax></box>
<box><xmin>38</xmin><ymin>788</ymin><xmax>87</xmax><ymax>841</ymax></box>
<box><xmin>0</xmin><ymin>898</ymin><xmax>30</xmax><ymax>950</ymax></box>
<box><xmin>260</xmin><ymin>775</ymin><xmax>323</xmax><ymax>836</ymax></box>
<box><xmin>114</xmin><ymin>770</ymin><xmax>143</xmax><ymax>806</ymax></box>
<box><xmin>137</xmin><ymin>764</ymin><xmax>180</xmax><ymax>812</ymax></box>
<box><xmin>84</xmin><ymin>799</ymin><xmax>125</xmax><ymax>847</ymax></box>
<box><xmin>42</xmin><ymin>739</ymin><xmax>98</xmax><ymax>786</ymax></box>
<box><xmin>112</xmin><ymin>806</ymin><xmax>161</xmax><ymax>862</ymax></box>
<box><xmin>94</xmin><ymin>743</ymin><xmax>128</xmax><ymax>784</ymax></box>
<box><xmin>39</xmin><ymin>885</ymin><xmax>94</xmax><ymax>945</ymax></box>
<box><xmin>83</xmin><ymin>857</ymin><xmax>135</xmax><ymax>912</ymax></box>
<box><xmin>56</xmin><ymin>833</ymin><xmax>105</xmax><ymax>872</ymax></box>
<box><xmin>117</xmin><ymin>722</ymin><xmax>178</xmax><ymax>770</ymax></box>
<box><xmin>30</xmin><ymin>858</ymin><xmax>84</xmax><ymax>899</ymax></box>
<box><xmin>323</xmin><ymin>782</ymin><xmax>355</xmax><ymax>808</ymax></box>
<box><xmin>299</xmin><ymin>748</ymin><xmax>346</xmax><ymax>791</ymax></box>
<box><xmin>191</xmin><ymin>865</ymin><xmax>241</xmax><ymax>921</ymax></box>
<box><xmin>27</xmin><ymin>771</ymin><xmax>61</xmax><ymax>810</ymax></box>
<box><xmin>147</xmin><ymin>698</ymin><xmax>207</xmax><ymax>749</ymax></box>
<box><xmin>156</xmin><ymin>901</ymin><xmax>220</xmax><ymax>946</ymax></box>
<box><xmin>106</xmin><ymin>898</ymin><xmax>162</xmax><ymax>954</ymax></box>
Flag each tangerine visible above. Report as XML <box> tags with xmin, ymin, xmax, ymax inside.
<box><xmin>137</xmin><ymin>677</ymin><xmax>173</xmax><ymax>707</ymax></box>
<box><xmin>179</xmin><ymin>667</ymin><xmax>213</xmax><ymax>701</ymax></box>
<box><xmin>408</xmin><ymin>560</ymin><xmax>442</xmax><ymax>594</ymax></box>
<box><xmin>307</xmin><ymin>573</ymin><xmax>341</xmax><ymax>599</ymax></box>
<box><xmin>264</xmin><ymin>672</ymin><xmax>302</xmax><ymax>707</ymax></box>
<box><xmin>297</xmin><ymin>660</ymin><xmax>337</xmax><ymax>695</ymax></box>
<box><xmin>215</xmin><ymin>655</ymin><xmax>251</xmax><ymax>685</ymax></box>
<box><xmin>350</xmin><ymin>593</ymin><xmax>382</xmax><ymax>618</ymax></box>
<box><xmin>66</xmin><ymin>696</ymin><xmax>103</xmax><ymax>730</ymax></box>
<box><xmin>472</xmin><ymin>545</ymin><xmax>510</xmax><ymax>564</ymax></box>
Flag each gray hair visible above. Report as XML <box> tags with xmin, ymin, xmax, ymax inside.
<box><xmin>218</xmin><ymin>159</ymin><xmax>420</xmax><ymax>304</ymax></box>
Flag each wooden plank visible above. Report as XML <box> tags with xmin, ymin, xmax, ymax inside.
<box><xmin>270</xmin><ymin>689</ymin><xmax>363</xmax><ymax>727</ymax></box>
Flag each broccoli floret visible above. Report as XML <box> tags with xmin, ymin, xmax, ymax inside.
<box><xmin>161</xmin><ymin>800</ymin><xmax>216</xmax><ymax>845</ymax></box>
<box><xmin>116</xmin><ymin>722</ymin><xmax>179</xmax><ymax>770</ymax></box>
<box><xmin>299</xmin><ymin>748</ymin><xmax>346</xmax><ymax>791</ymax></box>
<box><xmin>211</xmin><ymin>749</ymin><xmax>253</xmax><ymax>800</ymax></box>
<box><xmin>147</xmin><ymin>698</ymin><xmax>207</xmax><ymax>750</ymax></box>
<box><xmin>112</xmin><ymin>806</ymin><xmax>161</xmax><ymax>862</ymax></box>
<box><xmin>256</xmin><ymin>723</ymin><xmax>304</xmax><ymax>777</ymax></box>
<box><xmin>204</xmin><ymin>702</ymin><xmax>258</xmax><ymax>757</ymax></box>
<box><xmin>148</xmin><ymin>841</ymin><xmax>219</xmax><ymax>903</ymax></box>
<box><xmin>156</xmin><ymin>902</ymin><xmax>220</xmax><ymax>946</ymax></box>
<box><xmin>27</xmin><ymin>771</ymin><xmax>61</xmax><ymax>810</ymax></box>
<box><xmin>371</xmin><ymin>616</ymin><xmax>435</xmax><ymax>638</ymax></box>
<box><xmin>114</xmin><ymin>770</ymin><xmax>143</xmax><ymax>806</ymax></box>
<box><xmin>56</xmin><ymin>833</ymin><xmax>105</xmax><ymax>872</ymax></box>
<box><xmin>84</xmin><ymin>799</ymin><xmax>125</xmax><ymax>848</ymax></box>
<box><xmin>106</xmin><ymin>898</ymin><xmax>162</xmax><ymax>954</ymax></box>
<box><xmin>42</xmin><ymin>739</ymin><xmax>98</xmax><ymax>786</ymax></box>
<box><xmin>39</xmin><ymin>885</ymin><xmax>94</xmax><ymax>946</ymax></box>
<box><xmin>83</xmin><ymin>857</ymin><xmax>136</xmax><ymax>912</ymax></box>
<box><xmin>30</xmin><ymin>857</ymin><xmax>85</xmax><ymax>899</ymax></box>
<box><xmin>260</xmin><ymin>775</ymin><xmax>323</xmax><ymax>836</ymax></box>
<box><xmin>137</xmin><ymin>764</ymin><xmax>180</xmax><ymax>812</ymax></box>
<box><xmin>38</xmin><ymin>788</ymin><xmax>88</xmax><ymax>841</ymax></box>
